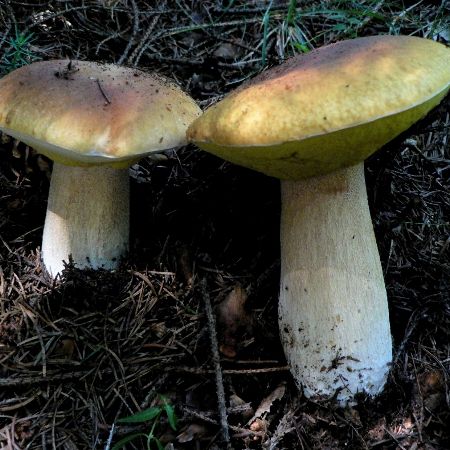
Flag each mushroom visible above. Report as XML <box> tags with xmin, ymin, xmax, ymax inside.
<box><xmin>0</xmin><ymin>60</ymin><xmax>201</xmax><ymax>276</ymax></box>
<box><xmin>187</xmin><ymin>35</ymin><xmax>450</xmax><ymax>405</ymax></box>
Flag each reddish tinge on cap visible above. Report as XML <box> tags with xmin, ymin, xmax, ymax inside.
<box><xmin>188</xmin><ymin>35</ymin><xmax>450</xmax><ymax>179</ymax></box>
<box><xmin>0</xmin><ymin>60</ymin><xmax>201</xmax><ymax>166</ymax></box>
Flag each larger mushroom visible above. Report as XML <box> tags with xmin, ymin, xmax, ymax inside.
<box><xmin>188</xmin><ymin>35</ymin><xmax>450</xmax><ymax>405</ymax></box>
<box><xmin>0</xmin><ymin>60</ymin><xmax>201</xmax><ymax>276</ymax></box>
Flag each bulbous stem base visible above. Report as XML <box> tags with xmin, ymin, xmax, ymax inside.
<box><xmin>279</xmin><ymin>163</ymin><xmax>392</xmax><ymax>405</ymax></box>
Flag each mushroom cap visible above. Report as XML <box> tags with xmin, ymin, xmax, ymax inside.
<box><xmin>188</xmin><ymin>35</ymin><xmax>450</xmax><ymax>179</ymax></box>
<box><xmin>0</xmin><ymin>60</ymin><xmax>201</xmax><ymax>167</ymax></box>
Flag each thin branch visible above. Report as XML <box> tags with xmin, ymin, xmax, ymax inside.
<box><xmin>200</xmin><ymin>278</ymin><xmax>230</xmax><ymax>446</ymax></box>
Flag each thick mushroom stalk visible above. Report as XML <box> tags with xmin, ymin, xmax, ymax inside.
<box><xmin>42</xmin><ymin>163</ymin><xmax>129</xmax><ymax>276</ymax></box>
<box><xmin>279</xmin><ymin>163</ymin><xmax>392</xmax><ymax>404</ymax></box>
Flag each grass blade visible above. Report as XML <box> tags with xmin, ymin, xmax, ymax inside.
<box><xmin>117</xmin><ymin>406</ymin><xmax>161</xmax><ymax>424</ymax></box>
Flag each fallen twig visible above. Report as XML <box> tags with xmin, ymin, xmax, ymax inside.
<box><xmin>169</xmin><ymin>365</ymin><xmax>289</xmax><ymax>375</ymax></box>
<box><xmin>200</xmin><ymin>278</ymin><xmax>230</xmax><ymax>446</ymax></box>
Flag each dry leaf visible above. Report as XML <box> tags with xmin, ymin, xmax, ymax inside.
<box><xmin>247</xmin><ymin>383</ymin><xmax>286</xmax><ymax>426</ymax></box>
<box><xmin>57</xmin><ymin>338</ymin><xmax>75</xmax><ymax>359</ymax></box>
<box><xmin>414</xmin><ymin>370</ymin><xmax>445</xmax><ymax>411</ymax></box>
<box><xmin>213</xmin><ymin>43</ymin><xmax>242</xmax><ymax>60</ymax></box>
<box><xmin>229</xmin><ymin>393</ymin><xmax>254</xmax><ymax>420</ymax></box>
<box><xmin>217</xmin><ymin>284</ymin><xmax>252</xmax><ymax>358</ymax></box>
<box><xmin>419</xmin><ymin>371</ymin><xmax>444</xmax><ymax>394</ymax></box>
<box><xmin>177</xmin><ymin>423</ymin><xmax>208</xmax><ymax>443</ymax></box>
<box><xmin>265</xmin><ymin>409</ymin><xmax>297</xmax><ymax>450</ymax></box>
<box><xmin>177</xmin><ymin>244</ymin><xmax>194</xmax><ymax>286</ymax></box>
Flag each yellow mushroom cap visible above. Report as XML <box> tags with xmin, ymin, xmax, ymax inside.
<box><xmin>0</xmin><ymin>60</ymin><xmax>201</xmax><ymax>167</ymax></box>
<box><xmin>188</xmin><ymin>35</ymin><xmax>450</xmax><ymax>179</ymax></box>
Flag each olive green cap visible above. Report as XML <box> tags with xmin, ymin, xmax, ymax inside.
<box><xmin>0</xmin><ymin>60</ymin><xmax>201</xmax><ymax>167</ymax></box>
<box><xmin>188</xmin><ymin>35</ymin><xmax>450</xmax><ymax>179</ymax></box>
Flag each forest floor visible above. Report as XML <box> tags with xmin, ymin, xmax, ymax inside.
<box><xmin>0</xmin><ymin>1</ymin><xmax>449</xmax><ymax>449</ymax></box>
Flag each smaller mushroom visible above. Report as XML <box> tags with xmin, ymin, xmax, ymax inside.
<box><xmin>188</xmin><ymin>35</ymin><xmax>450</xmax><ymax>405</ymax></box>
<box><xmin>0</xmin><ymin>60</ymin><xmax>201</xmax><ymax>276</ymax></box>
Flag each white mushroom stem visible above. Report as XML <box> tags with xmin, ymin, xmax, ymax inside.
<box><xmin>42</xmin><ymin>162</ymin><xmax>129</xmax><ymax>277</ymax></box>
<box><xmin>279</xmin><ymin>163</ymin><xmax>392</xmax><ymax>406</ymax></box>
